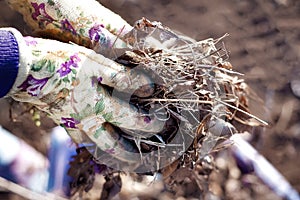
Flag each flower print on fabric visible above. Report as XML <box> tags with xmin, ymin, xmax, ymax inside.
<box><xmin>57</xmin><ymin>53</ymin><xmax>81</xmax><ymax>77</ymax></box>
<box><xmin>57</xmin><ymin>62</ymin><xmax>72</xmax><ymax>77</ymax></box>
<box><xmin>104</xmin><ymin>143</ymin><xmax>116</xmax><ymax>154</ymax></box>
<box><xmin>60</xmin><ymin>19</ymin><xmax>77</xmax><ymax>35</ymax></box>
<box><xmin>18</xmin><ymin>75</ymin><xmax>49</xmax><ymax>96</ymax></box>
<box><xmin>70</xmin><ymin>54</ymin><xmax>81</xmax><ymax>66</ymax></box>
<box><xmin>89</xmin><ymin>24</ymin><xmax>104</xmax><ymax>42</ymax></box>
<box><xmin>144</xmin><ymin>116</ymin><xmax>151</xmax><ymax>124</ymax></box>
<box><xmin>61</xmin><ymin>117</ymin><xmax>79</xmax><ymax>129</ymax></box>
<box><xmin>24</xmin><ymin>37</ymin><xmax>38</xmax><ymax>46</ymax></box>
<box><xmin>31</xmin><ymin>2</ymin><xmax>54</xmax><ymax>27</ymax></box>
<box><xmin>91</xmin><ymin>76</ymin><xmax>103</xmax><ymax>87</ymax></box>
<box><xmin>89</xmin><ymin>24</ymin><xmax>111</xmax><ymax>46</ymax></box>
<box><xmin>105</xmin><ymin>148</ymin><xmax>115</xmax><ymax>154</ymax></box>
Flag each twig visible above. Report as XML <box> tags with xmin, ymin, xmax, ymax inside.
<box><xmin>0</xmin><ymin>177</ymin><xmax>68</xmax><ymax>200</ymax></box>
<box><xmin>140</xmin><ymin>98</ymin><xmax>212</xmax><ymax>104</ymax></box>
<box><xmin>215</xmin><ymin>98</ymin><xmax>269</xmax><ymax>126</ymax></box>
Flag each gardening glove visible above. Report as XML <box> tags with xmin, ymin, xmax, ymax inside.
<box><xmin>5</xmin><ymin>0</ymin><xmax>133</xmax><ymax>56</ymax></box>
<box><xmin>4</xmin><ymin>0</ymin><xmax>199</xmax><ymax>171</ymax></box>
<box><xmin>0</xmin><ymin>28</ymin><xmax>164</xmax><ymax>165</ymax></box>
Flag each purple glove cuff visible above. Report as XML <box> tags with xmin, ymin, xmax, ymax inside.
<box><xmin>0</xmin><ymin>30</ymin><xmax>19</xmax><ymax>98</ymax></box>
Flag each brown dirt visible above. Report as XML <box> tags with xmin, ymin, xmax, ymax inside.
<box><xmin>0</xmin><ymin>0</ymin><xmax>299</xmax><ymax>199</ymax></box>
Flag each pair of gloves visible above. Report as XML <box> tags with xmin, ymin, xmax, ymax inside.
<box><xmin>0</xmin><ymin>0</ymin><xmax>165</xmax><ymax>169</ymax></box>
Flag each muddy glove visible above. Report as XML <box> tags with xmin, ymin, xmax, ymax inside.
<box><xmin>0</xmin><ymin>28</ymin><xmax>164</xmax><ymax>164</ymax></box>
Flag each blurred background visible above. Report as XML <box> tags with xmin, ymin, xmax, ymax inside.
<box><xmin>0</xmin><ymin>0</ymin><xmax>299</xmax><ymax>199</ymax></box>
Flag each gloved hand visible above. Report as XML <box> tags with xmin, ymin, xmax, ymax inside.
<box><xmin>5</xmin><ymin>0</ymin><xmax>133</xmax><ymax>55</ymax></box>
<box><xmin>0</xmin><ymin>0</ymin><xmax>166</xmax><ymax>167</ymax></box>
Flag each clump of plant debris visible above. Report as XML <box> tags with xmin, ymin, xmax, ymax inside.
<box><xmin>68</xmin><ymin>147</ymin><xmax>108</xmax><ymax>197</ymax></box>
<box><xmin>67</xmin><ymin>18</ymin><xmax>267</xmax><ymax>198</ymax></box>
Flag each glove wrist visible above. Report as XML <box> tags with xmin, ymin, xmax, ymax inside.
<box><xmin>0</xmin><ymin>28</ymin><xmax>31</xmax><ymax>97</ymax></box>
<box><xmin>0</xmin><ymin>29</ymin><xmax>19</xmax><ymax>97</ymax></box>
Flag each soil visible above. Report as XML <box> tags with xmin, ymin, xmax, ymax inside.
<box><xmin>0</xmin><ymin>0</ymin><xmax>299</xmax><ymax>199</ymax></box>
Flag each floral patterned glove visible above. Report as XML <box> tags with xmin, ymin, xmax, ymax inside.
<box><xmin>1</xmin><ymin>28</ymin><xmax>164</xmax><ymax>164</ymax></box>
<box><xmin>6</xmin><ymin>0</ymin><xmax>132</xmax><ymax>56</ymax></box>
<box><xmin>3</xmin><ymin>0</ymin><xmax>174</xmax><ymax>170</ymax></box>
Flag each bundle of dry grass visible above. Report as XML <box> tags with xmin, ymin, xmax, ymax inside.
<box><xmin>118</xmin><ymin>18</ymin><xmax>267</xmax><ymax>171</ymax></box>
